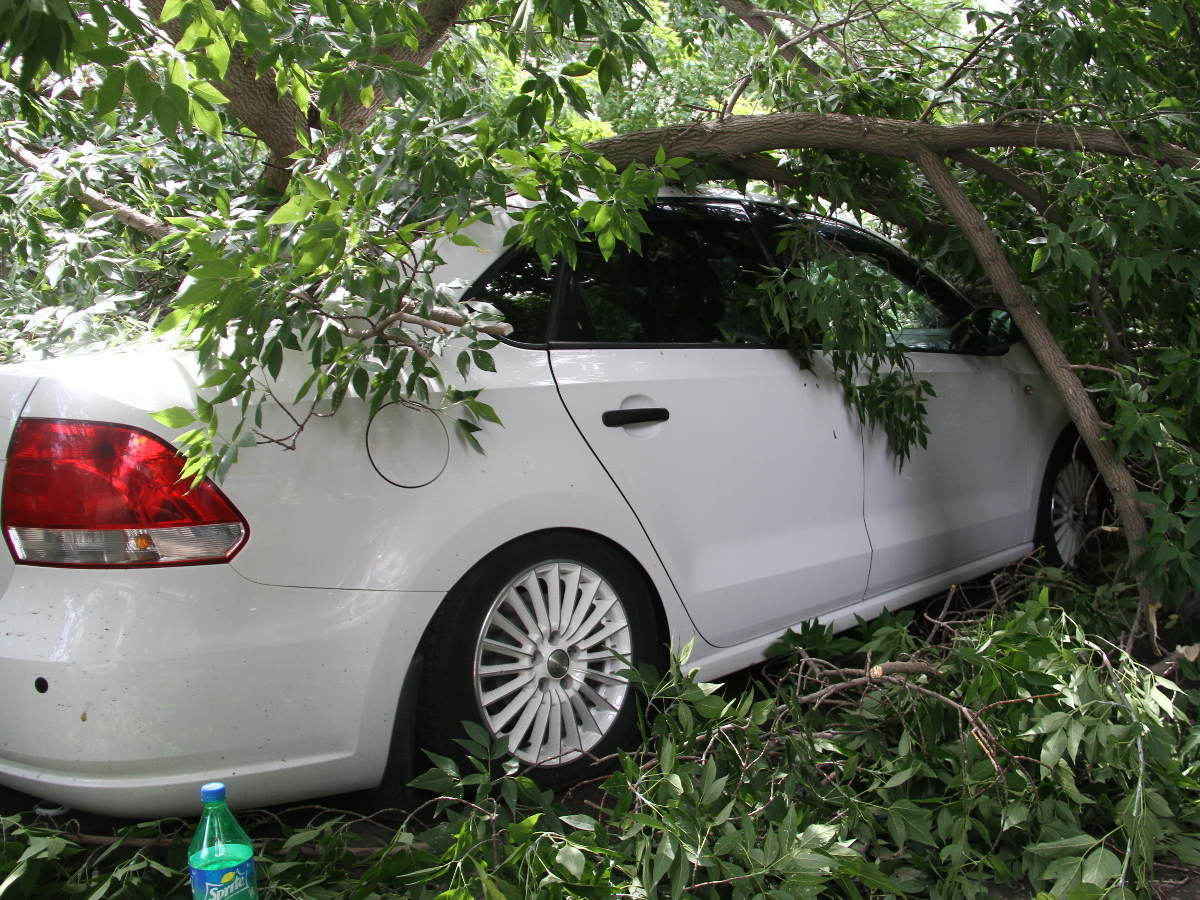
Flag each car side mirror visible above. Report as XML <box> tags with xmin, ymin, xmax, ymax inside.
<box><xmin>953</xmin><ymin>306</ymin><xmax>1020</xmax><ymax>355</ymax></box>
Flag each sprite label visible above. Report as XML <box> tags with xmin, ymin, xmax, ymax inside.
<box><xmin>189</xmin><ymin>859</ymin><xmax>257</xmax><ymax>900</ymax></box>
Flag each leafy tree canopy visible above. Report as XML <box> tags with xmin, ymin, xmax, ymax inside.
<box><xmin>0</xmin><ymin>0</ymin><xmax>1198</xmax><ymax>639</ymax></box>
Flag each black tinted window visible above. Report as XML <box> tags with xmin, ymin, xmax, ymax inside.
<box><xmin>467</xmin><ymin>249</ymin><xmax>555</xmax><ymax>344</ymax></box>
<box><xmin>555</xmin><ymin>206</ymin><xmax>772</xmax><ymax>344</ymax></box>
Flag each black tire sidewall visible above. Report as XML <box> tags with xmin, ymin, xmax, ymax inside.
<box><xmin>416</xmin><ymin>531</ymin><xmax>658</xmax><ymax>788</ymax></box>
<box><xmin>1035</xmin><ymin>431</ymin><xmax>1104</xmax><ymax>567</ymax></box>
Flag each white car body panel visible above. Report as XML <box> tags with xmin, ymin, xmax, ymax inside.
<box><xmin>0</xmin><ymin>349</ymin><xmax>713</xmax><ymax>816</ymax></box>
<box><xmin>551</xmin><ymin>347</ymin><xmax>873</xmax><ymax>647</ymax></box>
<box><xmin>690</xmin><ymin>542</ymin><xmax>1032</xmax><ymax>679</ymax></box>
<box><xmin>0</xmin><ymin>563</ymin><xmax>442</xmax><ymax>816</ymax></box>
<box><xmin>222</xmin><ymin>344</ymin><xmax>685</xmax><ymax>596</ymax></box>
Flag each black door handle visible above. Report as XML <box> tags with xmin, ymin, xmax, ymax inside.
<box><xmin>602</xmin><ymin>408</ymin><xmax>670</xmax><ymax>427</ymax></box>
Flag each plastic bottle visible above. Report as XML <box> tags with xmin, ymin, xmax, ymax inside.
<box><xmin>188</xmin><ymin>782</ymin><xmax>258</xmax><ymax>900</ymax></box>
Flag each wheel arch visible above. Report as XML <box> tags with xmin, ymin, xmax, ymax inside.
<box><xmin>416</xmin><ymin>526</ymin><xmax>672</xmax><ymax>671</ymax></box>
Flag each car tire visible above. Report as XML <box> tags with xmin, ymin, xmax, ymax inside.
<box><xmin>1035</xmin><ymin>433</ymin><xmax>1104</xmax><ymax>567</ymax></box>
<box><xmin>416</xmin><ymin>532</ymin><xmax>658</xmax><ymax>788</ymax></box>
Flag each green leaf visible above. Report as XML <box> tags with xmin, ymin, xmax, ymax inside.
<box><xmin>95</xmin><ymin>67</ymin><xmax>126</xmax><ymax>117</ymax></box>
<box><xmin>159</xmin><ymin>0</ymin><xmax>188</xmax><ymax>22</ymax></box>
<box><xmin>264</xmin><ymin>342</ymin><xmax>284</xmax><ymax>380</ymax></box>
<box><xmin>649</xmin><ymin>834</ymin><xmax>675</xmax><ymax>888</ymax></box>
<box><xmin>154</xmin><ymin>309</ymin><xmax>189</xmax><ymax>336</ymax></box>
<box><xmin>149</xmin><ymin>407</ymin><xmax>196</xmax><ymax>428</ymax></box>
<box><xmin>506</xmin><ymin>814</ymin><xmax>541</xmax><ymax>844</ymax></box>
<box><xmin>1027</xmin><ymin>834</ymin><xmax>1098</xmax><ymax>857</ymax></box>
<box><xmin>559</xmin><ymin>814</ymin><xmax>596</xmax><ymax>832</ymax></box>
<box><xmin>556</xmin><ymin>845</ymin><xmax>585</xmax><ymax>880</ymax></box>
<box><xmin>205</xmin><ymin>36</ymin><xmax>231</xmax><ymax>78</ymax></box>
<box><xmin>152</xmin><ymin>92</ymin><xmax>181</xmax><ymax>135</ymax></box>
<box><xmin>561</xmin><ymin>62</ymin><xmax>592</xmax><ymax>76</ymax></box>
<box><xmin>391</xmin><ymin>60</ymin><xmax>427</xmax><ymax>75</ymax></box>
<box><xmin>1081</xmin><ymin>847</ymin><xmax>1122</xmax><ymax>886</ymax></box>
<box><xmin>81</xmin><ymin>47</ymin><xmax>130</xmax><ymax>65</ymax></box>
<box><xmin>174</xmin><ymin>277</ymin><xmax>226</xmax><ymax>308</ymax></box>
<box><xmin>190</xmin><ymin>102</ymin><xmax>222</xmax><ymax>139</ymax></box>
<box><xmin>882</xmin><ymin>766</ymin><xmax>917</xmax><ymax>789</ymax></box>
<box><xmin>455</xmin><ymin>418</ymin><xmax>484</xmax><ymax>452</ymax></box>
<box><xmin>239</xmin><ymin>8</ymin><xmax>272</xmax><ymax>50</ymax></box>
<box><xmin>267</xmin><ymin>196</ymin><xmax>316</xmax><ymax>224</ymax></box>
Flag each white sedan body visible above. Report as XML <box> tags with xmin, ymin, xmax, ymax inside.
<box><xmin>0</xmin><ymin>197</ymin><xmax>1069</xmax><ymax>816</ymax></box>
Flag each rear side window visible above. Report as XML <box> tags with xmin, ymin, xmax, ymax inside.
<box><xmin>466</xmin><ymin>249</ymin><xmax>556</xmax><ymax>344</ymax></box>
<box><xmin>554</xmin><ymin>204</ymin><xmax>773</xmax><ymax>345</ymax></box>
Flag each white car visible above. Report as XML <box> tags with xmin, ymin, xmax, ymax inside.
<box><xmin>0</xmin><ymin>196</ymin><xmax>1089</xmax><ymax>817</ymax></box>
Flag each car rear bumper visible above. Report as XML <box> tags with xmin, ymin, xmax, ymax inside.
<box><xmin>0</xmin><ymin>564</ymin><xmax>443</xmax><ymax>817</ymax></box>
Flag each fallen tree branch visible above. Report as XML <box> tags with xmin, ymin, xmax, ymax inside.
<box><xmin>587</xmin><ymin>113</ymin><xmax>1199</xmax><ymax>171</ymax></box>
<box><xmin>5</xmin><ymin>139</ymin><xmax>177</xmax><ymax>241</ymax></box>
<box><xmin>911</xmin><ymin>143</ymin><xmax>1158</xmax><ymax>635</ymax></box>
<box><xmin>869</xmin><ymin>660</ymin><xmax>941</xmax><ymax>678</ymax></box>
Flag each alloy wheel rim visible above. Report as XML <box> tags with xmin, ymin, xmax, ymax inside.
<box><xmin>1051</xmin><ymin>459</ymin><xmax>1095</xmax><ymax>565</ymax></box>
<box><xmin>474</xmin><ymin>560</ymin><xmax>632</xmax><ymax>766</ymax></box>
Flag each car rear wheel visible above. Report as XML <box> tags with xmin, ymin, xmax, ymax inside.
<box><xmin>417</xmin><ymin>532</ymin><xmax>658</xmax><ymax>787</ymax></box>
<box><xmin>1036</xmin><ymin>435</ymin><xmax>1103</xmax><ymax>567</ymax></box>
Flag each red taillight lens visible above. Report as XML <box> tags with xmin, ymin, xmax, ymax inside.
<box><xmin>2</xmin><ymin>418</ymin><xmax>247</xmax><ymax>567</ymax></box>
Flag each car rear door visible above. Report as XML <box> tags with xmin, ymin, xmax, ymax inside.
<box><xmin>548</xmin><ymin>202</ymin><xmax>872</xmax><ymax>648</ymax></box>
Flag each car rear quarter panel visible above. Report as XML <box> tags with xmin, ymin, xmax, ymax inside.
<box><xmin>12</xmin><ymin>345</ymin><xmax>697</xmax><ymax>645</ymax></box>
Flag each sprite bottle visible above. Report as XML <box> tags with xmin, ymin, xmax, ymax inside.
<box><xmin>188</xmin><ymin>782</ymin><xmax>258</xmax><ymax>900</ymax></box>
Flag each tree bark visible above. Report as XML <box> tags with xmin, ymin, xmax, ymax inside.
<box><xmin>142</xmin><ymin>0</ymin><xmax>305</xmax><ymax>189</ymax></box>
<box><xmin>911</xmin><ymin>145</ymin><xmax>1156</xmax><ymax>633</ymax></box>
<box><xmin>588</xmin><ymin>113</ymin><xmax>1199</xmax><ymax>172</ymax></box>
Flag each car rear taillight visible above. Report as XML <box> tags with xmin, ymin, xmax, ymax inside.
<box><xmin>2</xmin><ymin>418</ymin><xmax>247</xmax><ymax>567</ymax></box>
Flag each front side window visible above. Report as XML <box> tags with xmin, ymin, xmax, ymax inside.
<box><xmin>758</xmin><ymin>206</ymin><xmax>972</xmax><ymax>353</ymax></box>
<box><xmin>553</xmin><ymin>204</ymin><xmax>772</xmax><ymax>345</ymax></box>
<box><xmin>856</xmin><ymin>258</ymin><xmax>957</xmax><ymax>352</ymax></box>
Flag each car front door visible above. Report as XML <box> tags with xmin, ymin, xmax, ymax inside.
<box><xmin>848</xmin><ymin>248</ymin><xmax>1036</xmax><ymax>597</ymax></box>
<box><xmin>548</xmin><ymin>202</ymin><xmax>872</xmax><ymax>648</ymax></box>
